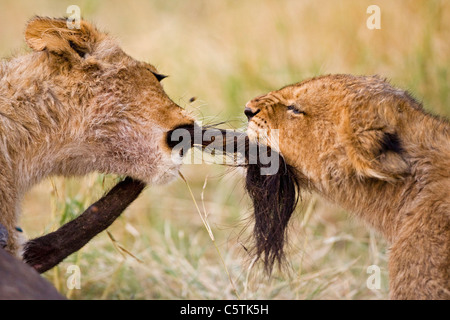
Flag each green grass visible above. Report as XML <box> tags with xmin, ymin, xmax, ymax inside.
<box><xmin>4</xmin><ymin>0</ymin><xmax>448</xmax><ymax>299</ymax></box>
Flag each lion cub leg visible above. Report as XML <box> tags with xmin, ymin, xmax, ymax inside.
<box><xmin>389</xmin><ymin>212</ymin><xmax>450</xmax><ymax>299</ymax></box>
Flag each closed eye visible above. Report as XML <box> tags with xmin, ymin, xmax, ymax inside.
<box><xmin>287</xmin><ymin>105</ymin><xmax>306</xmax><ymax>115</ymax></box>
<box><xmin>146</xmin><ymin>67</ymin><xmax>168</xmax><ymax>82</ymax></box>
<box><xmin>151</xmin><ymin>71</ymin><xmax>168</xmax><ymax>82</ymax></box>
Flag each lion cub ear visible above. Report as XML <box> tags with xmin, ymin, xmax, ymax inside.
<box><xmin>342</xmin><ymin>127</ymin><xmax>409</xmax><ymax>182</ymax></box>
<box><xmin>25</xmin><ymin>16</ymin><xmax>102</xmax><ymax>59</ymax></box>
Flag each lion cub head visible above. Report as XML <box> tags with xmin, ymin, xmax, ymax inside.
<box><xmin>244</xmin><ymin>74</ymin><xmax>419</xmax><ymax>271</ymax></box>
<box><xmin>21</xmin><ymin>17</ymin><xmax>195</xmax><ymax>185</ymax></box>
<box><xmin>245</xmin><ymin>74</ymin><xmax>413</xmax><ymax>189</ymax></box>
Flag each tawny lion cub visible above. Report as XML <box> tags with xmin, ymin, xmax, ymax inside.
<box><xmin>244</xmin><ymin>74</ymin><xmax>449</xmax><ymax>299</ymax></box>
<box><xmin>0</xmin><ymin>17</ymin><xmax>194</xmax><ymax>254</ymax></box>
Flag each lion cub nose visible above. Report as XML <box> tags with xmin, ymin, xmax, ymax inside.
<box><xmin>244</xmin><ymin>107</ymin><xmax>260</xmax><ymax>121</ymax></box>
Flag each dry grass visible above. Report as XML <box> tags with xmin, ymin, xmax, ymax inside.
<box><xmin>1</xmin><ymin>0</ymin><xmax>448</xmax><ymax>299</ymax></box>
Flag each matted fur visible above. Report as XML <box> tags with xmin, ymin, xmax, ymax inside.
<box><xmin>244</xmin><ymin>74</ymin><xmax>449</xmax><ymax>299</ymax></box>
<box><xmin>245</xmin><ymin>151</ymin><xmax>302</xmax><ymax>273</ymax></box>
<box><xmin>0</xmin><ymin>17</ymin><xmax>194</xmax><ymax>254</ymax></box>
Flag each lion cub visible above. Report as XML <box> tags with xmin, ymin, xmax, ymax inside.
<box><xmin>0</xmin><ymin>17</ymin><xmax>194</xmax><ymax>254</ymax></box>
<box><xmin>244</xmin><ymin>74</ymin><xmax>449</xmax><ymax>299</ymax></box>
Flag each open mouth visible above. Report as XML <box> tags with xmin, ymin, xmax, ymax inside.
<box><xmin>166</xmin><ymin>123</ymin><xmax>197</xmax><ymax>157</ymax></box>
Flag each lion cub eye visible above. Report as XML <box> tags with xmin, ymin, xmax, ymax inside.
<box><xmin>287</xmin><ymin>105</ymin><xmax>306</xmax><ymax>115</ymax></box>
<box><xmin>151</xmin><ymin>71</ymin><xmax>168</xmax><ymax>82</ymax></box>
<box><xmin>146</xmin><ymin>67</ymin><xmax>168</xmax><ymax>82</ymax></box>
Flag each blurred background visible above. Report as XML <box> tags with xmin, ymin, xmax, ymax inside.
<box><xmin>1</xmin><ymin>0</ymin><xmax>448</xmax><ymax>299</ymax></box>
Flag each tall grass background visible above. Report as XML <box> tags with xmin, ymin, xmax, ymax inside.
<box><xmin>0</xmin><ymin>0</ymin><xmax>448</xmax><ymax>299</ymax></box>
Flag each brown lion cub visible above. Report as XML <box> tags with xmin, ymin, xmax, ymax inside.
<box><xmin>0</xmin><ymin>17</ymin><xmax>194</xmax><ymax>254</ymax></box>
<box><xmin>244</xmin><ymin>74</ymin><xmax>449</xmax><ymax>299</ymax></box>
